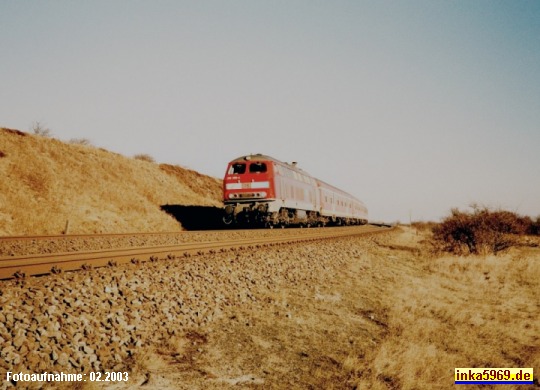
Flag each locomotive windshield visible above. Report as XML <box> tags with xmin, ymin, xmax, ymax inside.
<box><xmin>229</xmin><ymin>163</ymin><xmax>246</xmax><ymax>174</ymax></box>
<box><xmin>249</xmin><ymin>162</ymin><xmax>267</xmax><ymax>173</ymax></box>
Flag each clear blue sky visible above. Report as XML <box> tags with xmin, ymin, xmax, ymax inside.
<box><xmin>1</xmin><ymin>1</ymin><xmax>539</xmax><ymax>222</ymax></box>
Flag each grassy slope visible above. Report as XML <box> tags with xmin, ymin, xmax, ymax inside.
<box><xmin>355</xmin><ymin>230</ymin><xmax>540</xmax><ymax>389</ymax></box>
<box><xmin>0</xmin><ymin>128</ymin><xmax>222</xmax><ymax>235</ymax></box>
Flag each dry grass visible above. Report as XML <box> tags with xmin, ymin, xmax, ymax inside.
<box><xmin>159</xmin><ymin>163</ymin><xmax>222</xmax><ymax>205</ymax></box>
<box><xmin>0</xmin><ymin>127</ymin><xmax>222</xmax><ymax>234</ymax></box>
<box><xmin>351</xmin><ymin>228</ymin><xmax>540</xmax><ymax>390</ymax></box>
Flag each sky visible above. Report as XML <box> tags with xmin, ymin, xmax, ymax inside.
<box><xmin>1</xmin><ymin>1</ymin><xmax>539</xmax><ymax>223</ymax></box>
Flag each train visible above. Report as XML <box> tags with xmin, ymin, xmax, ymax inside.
<box><xmin>222</xmin><ymin>154</ymin><xmax>368</xmax><ymax>227</ymax></box>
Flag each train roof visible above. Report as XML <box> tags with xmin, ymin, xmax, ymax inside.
<box><xmin>230</xmin><ymin>154</ymin><xmax>282</xmax><ymax>164</ymax></box>
<box><xmin>315</xmin><ymin>178</ymin><xmax>364</xmax><ymax>204</ymax></box>
<box><xmin>229</xmin><ymin>154</ymin><xmax>306</xmax><ymax>171</ymax></box>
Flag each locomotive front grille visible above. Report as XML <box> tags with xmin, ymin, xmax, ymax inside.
<box><xmin>228</xmin><ymin>192</ymin><xmax>267</xmax><ymax>199</ymax></box>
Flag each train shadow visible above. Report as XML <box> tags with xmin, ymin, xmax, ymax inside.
<box><xmin>160</xmin><ymin>205</ymin><xmax>226</xmax><ymax>231</ymax></box>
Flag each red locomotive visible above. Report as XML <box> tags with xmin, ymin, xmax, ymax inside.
<box><xmin>222</xmin><ymin>154</ymin><xmax>368</xmax><ymax>227</ymax></box>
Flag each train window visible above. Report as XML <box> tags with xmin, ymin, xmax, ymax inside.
<box><xmin>249</xmin><ymin>162</ymin><xmax>267</xmax><ymax>173</ymax></box>
<box><xmin>229</xmin><ymin>163</ymin><xmax>246</xmax><ymax>174</ymax></box>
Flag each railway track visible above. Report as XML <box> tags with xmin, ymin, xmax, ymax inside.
<box><xmin>0</xmin><ymin>225</ymin><xmax>391</xmax><ymax>280</ymax></box>
<box><xmin>0</xmin><ymin>228</ymin><xmax>343</xmax><ymax>257</ymax></box>
<box><xmin>0</xmin><ymin>230</ymin><xmax>223</xmax><ymax>242</ymax></box>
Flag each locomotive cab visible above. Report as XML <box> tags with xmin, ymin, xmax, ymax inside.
<box><xmin>223</xmin><ymin>155</ymin><xmax>276</xmax><ymax>225</ymax></box>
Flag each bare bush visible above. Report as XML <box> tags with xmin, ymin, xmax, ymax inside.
<box><xmin>69</xmin><ymin>138</ymin><xmax>92</xmax><ymax>145</ymax></box>
<box><xmin>133</xmin><ymin>153</ymin><xmax>155</xmax><ymax>163</ymax></box>
<box><xmin>431</xmin><ymin>206</ymin><xmax>531</xmax><ymax>255</ymax></box>
<box><xmin>31</xmin><ymin>121</ymin><xmax>52</xmax><ymax>137</ymax></box>
<box><xmin>411</xmin><ymin>221</ymin><xmax>437</xmax><ymax>231</ymax></box>
<box><xmin>528</xmin><ymin>216</ymin><xmax>540</xmax><ymax>236</ymax></box>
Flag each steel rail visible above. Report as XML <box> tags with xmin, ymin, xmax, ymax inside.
<box><xmin>0</xmin><ymin>226</ymin><xmax>391</xmax><ymax>280</ymax></box>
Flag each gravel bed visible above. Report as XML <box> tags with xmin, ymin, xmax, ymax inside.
<box><xmin>0</xmin><ymin>228</ymin><xmax>333</xmax><ymax>257</ymax></box>
<box><xmin>0</xmin><ymin>234</ymin><xmax>372</xmax><ymax>387</ymax></box>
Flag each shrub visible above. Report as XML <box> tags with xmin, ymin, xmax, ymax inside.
<box><xmin>411</xmin><ymin>221</ymin><xmax>437</xmax><ymax>231</ymax></box>
<box><xmin>133</xmin><ymin>154</ymin><xmax>155</xmax><ymax>163</ymax></box>
<box><xmin>0</xmin><ymin>150</ymin><xmax>5</xmax><ymax>158</ymax></box>
<box><xmin>432</xmin><ymin>206</ymin><xmax>530</xmax><ymax>255</ymax></box>
<box><xmin>528</xmin><ymin>216</ymin><xmax>540</xmax><ymax>236</ymax></box>
<box><xmin>69</xmin><ymin>138</ymin><xmax>92</xmax><ymax>145</ymax></box>
<box><xmin>1</xmin><ymin>128</ymin><xmax>26</xmax><ymax>136</ymax></box>
<box><xmin>31</xmin><ymin>121</ymin><xmax>52</xmax><ymax>137</ymax></box>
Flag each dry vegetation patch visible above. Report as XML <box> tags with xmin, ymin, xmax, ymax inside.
<box><xmin>353</xmin><ymin>228</ymin><xmax>539</xmax><ymax>390</ymax></box>
<box><xmin>159</xmin><ymin>164</ymin><xmax>222</xmax><ymax>206</ymax></box>
<box><xmin>0</xmin><ymin>127</ymin><xmax>222</xmax><ymax>235</ymax></box>
<box><xmin>133</xmin><ymin>153</ymin><xmax>155</xmax><ymax>163</ymax></box>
